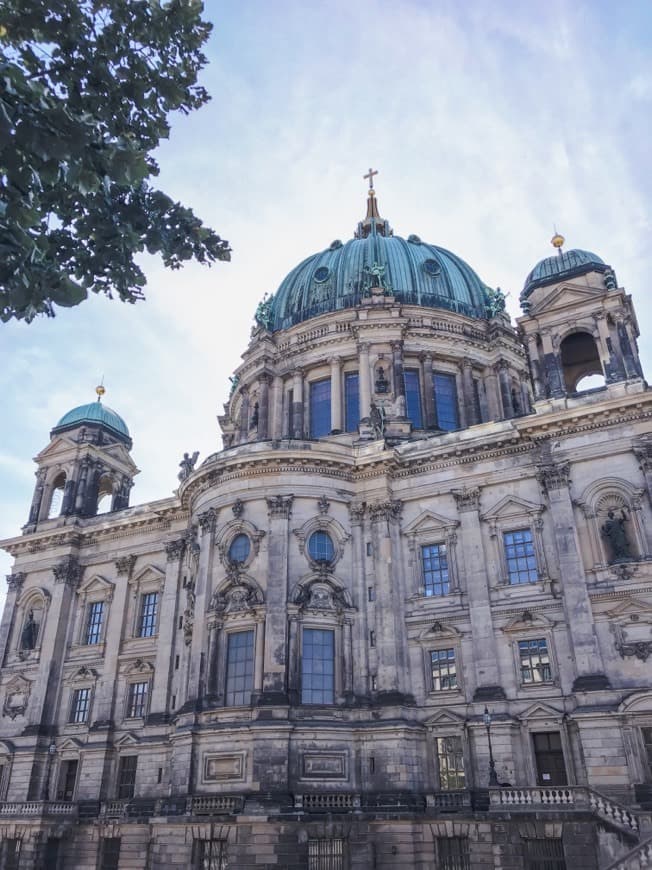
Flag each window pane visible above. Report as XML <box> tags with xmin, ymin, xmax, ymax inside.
<box><xmin>310</xmin><ymin>378</ymin><xmax>331</xmax><ymax>438</ymax></box>
<box><xmin>228</xmin><ymin>534</ymin><xmax>250</xmax><ymax>564</ymax></box>
<box><xmin>117</xmin><ymin>756</ymin><xmax>137</xmax><ymax>799</ymax></box>
<box><xmin>225</xmin><ymin>631</ymin><xmax>254</xmax><ymax>706</ymax></box>
<box><xmin>345</xmin><ymin>372</ymin><xmax>359</xmax><ymax>433</ymax></box>
<box><xmin>139</xmin><ymin>592</ymin><xmax>158</xmax><ymax>637</ymax></box>
<box><xmin>524</xmin><ymin>838</ymin><xmax>566</xmax><ymax>870</ymax></box>
<box><xmin>302</xmin><ymin>629</ymin><xmax>335</xmax><ymax>705</ymax></box>
<box><xmin>308</xmin><ymin>530</ymin><xmax>335</xmax><ymax>563</ymax></box>
<box><xmin>195</xmin><ymin>839</ymin><xmax>228</xmax><ymax>870</ymax></box>
<box><xmin>503</xmin><ymin>529</ymin><xmax>538</xmax><ymax>584</ymax></box>
<box><xmin>404</xmin><ymin>369</ymin><xmax>423</xmax><ymax>428</ymax></box>
<box><xmin>86</xmin><ymin>601</ymin><xmax>104</xmax><ymax>645</ymax></box>
<box><xmin>437</xmin><ymin>836</ymin><xmax>470</xmax><ymax>870</ymax></box>
<box><xmin>421</xmin><ymin>543</ymin><xmax>449</xmax><ymax>596</ymax></box>
<box><xmin>70</xmin><ymin>687</ymin><xmax>91</xmax><ymax>723</ymax></box>
<box><xmin>436</xmin><ymin>736</ymin><xmax>465</xmax><ymax>790</ymax></box>
<box><xmin>518</xmin><ymin>638</ymin><xmax>551</xmax><ymax>684</ymax></box>
<box><xmin>433</xmin><ymin>372</ymin><xmax>459</xmax><ymax>431</ymax></box>
<box><xmin>308</xmin><ymin>838</ymin><xmax>344</xmax><ymax>870</ymax></box>
<box><xmin>642</xmin><ymin>727</ymin><xmax>652</xmax><ymax>776</ymax></box>
<box><xmin>127</xmin><ymin>681</ymin><xmax>148</xmax><ymax>718</ymax></box>
<box><xmin>431</xmin><ymin>648</ymin><xmax>457</xmax><ymax>691</ymax></box>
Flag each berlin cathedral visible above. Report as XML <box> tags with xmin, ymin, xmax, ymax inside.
<box><xmin>1</xmin><ymin>179</ymin><xmax>651</xmax><ymax>869</ymax></box>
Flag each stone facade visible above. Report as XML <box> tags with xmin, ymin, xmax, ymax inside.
<box><xmin>1</xmin><ymin>204</ymin><xmax>652</xmax><ymax>869</ymax></box>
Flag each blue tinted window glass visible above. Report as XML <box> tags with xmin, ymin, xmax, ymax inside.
<box><xmin>302</xmin><ymin>628</ymin><xmax>334</xmax><ymax>704</ymax></box>
<box><xmin>503</xmin><ymin>529</ymin><xmax>539</xmax><ymax>584</ymax></box>
<box><xmin>308</xmin><ymin>531</ymin><xmax>335</xmax><ymax>563</ymax></box>
<box><xmin>433</xmin><ymin>372</ymin><xmax>459</xmax><ymax>431</ymax></box>
<box><xmin>228</xmin><ymin>533</ymin><xmax>250</xmax><ymax>564</ymax></box>
<box><xmin>139</xmin><ymin>592</ymin><xmax>158</xmax><ymax>637</ymax></box>
<box><xmin>310</xmin><ymin>378</ymin><xmax>331</xmax><ymax>438</ymax></box>
<box><xmin>86</xmin><ymin>601</ymin><xmax>104</xmax><ymax>645</ymax></box>
<box><xmin>226</xmin><ymin>630</ymin><xmax>254</xmax><ymax>705</ymax></box>
<box><xmin>345</xmin><ymin>372</ymin><xmax>359</xmax><ymax>433</ymax></box>
<box><xmin>404</xmin><ymin>370</ymin><xmax>422</xmax><ymax>429</ymax></box>
<box><xmin>421</xmin><ymin>544</ymin><xmax>449</xmax><ymax>596</ymax></box>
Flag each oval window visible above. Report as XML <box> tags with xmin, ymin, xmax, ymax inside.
<box><xmin>228</xmin><ymin>533</ymin><xmax>251</xmax><ymax>564</ymax></box>
<box><xmin>314</xmin><ymin>266</ymin><xmax>330</xmax><ymax>283</ymax></box>
<box><xmin>423</xmin><ymin>258</ymin><xmax>441</xmax><ymax>277</ymax></box>
<box><xmin>308</xmin><ymin>530</ymin><xmax>335</xmax><ymax>563</ymax></box>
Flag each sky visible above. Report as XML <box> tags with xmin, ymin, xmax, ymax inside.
<box><xmin>1</xmin><ymin>0</ymin><xmax>651</xmax><ymax>609</ymax></box>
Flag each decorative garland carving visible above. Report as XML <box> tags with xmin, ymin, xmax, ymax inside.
<box><xmin>3</xmin><ymin>675</ymin><xmax>31</xmax><ymax>719</ymax></box>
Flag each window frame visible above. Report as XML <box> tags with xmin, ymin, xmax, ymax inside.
<box><xmin>420</xmin><ymin>542</ymin><xmax>451</xmax><ymax>597</ymax></box>
<box><xmin>482</xmin><ymin>500</ymin><xmax>549</xmax><ymax>589</ymax></box>
<box><xmin>435</xmin><ymin>836</ymin><xmax>471</xmax><ymax>870</ymax></box>
<box><xmin>429</xmin><ymin>647</ymin><xmax>458</xmax><ymax>693</ymax></box>
<box><xmin>344</xmin><ymin>370</ymin><xmax>360</xmax><ymax>433</ymax></box>
<box><xmin>224</xmin><ymin>629</ymin><xmax>255</xmax><ymax>707</ymax></box>
<box><xmin>307</xmin><ymin>837</ymin><xmax>345</xmax><ymax>870</ymax></box>
<box><xmin>116</xmin><ymin>754</ymin><xmax>138</xmax><ymax>799</ymax></box>
<box><xmin>69</xmin><ymin>686</ymin><xmax>92</xmax><ymax>724</ymax></box>
<box><xmin>99</xmin><ymin>837</ymin><xmax>121</xmax><ymax>870</ymax></box>
<box><xmin>432</xmin><ymin>370</ymin><xmax>460</xmax><ymax>432</ymax></box>
<box><xmin>309</xmin><ymin>376</ymin><xmax>332</xmax><ymax>438</ymax></box>
<box><xmin>503</xmin><ymin>528</ymin><xmax>540</xmax><ymax>585</ymax></box>
<box><xmin>404</xmin><ymin>368</ymin><xmax>423</xmax><ymax>429</ymax></box>
<box><xmin>435</xmin><ymin>734</ymin><xmax>467</xmax><ymax>791</ymax></box>
<box><xmin>137</xmin><ymin>590</ymin><xmax>159</xmax><ymax>638</ymax></box>
<box><xmin>125</xmin><ymin>680</ymin><xmax>150</xmax><ymax>719</ymax></box>
<box><xmin>517</xmin><ymin>637</ymin><xmax>553</xmax><ymax>686</ymax></box>
<box><xmin>193</xmin><ymin>838</ymin><xmax>228</xmax><ymax>870</ymax></box>
<box><xmin>56</xmin><ymin>757</ymin><xmax>79</xmax><ymax>801</ymax></box>
<box><xmin>301</xmin><ymin>625</ymin><xmax>336</xmax><ymax>706</ymax></box>
<box><xmin>84</xmin><ymin>600</ymin><xmax>105</xmax><ymax>645</ymax></box>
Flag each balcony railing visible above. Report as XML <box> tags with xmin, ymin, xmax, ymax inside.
<box><xmin>0</xmin><ymin>800</ymin><xmax>77</xmax><ymax>817</ymax></box>
<box><xmin>603</xmin><ymin>835</ymin><xmax>652</xmax><ymax>870</ymax></box>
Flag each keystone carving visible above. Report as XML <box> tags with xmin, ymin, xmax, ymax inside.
<box><xmin>232</xmin><ymin>499</ymin><xmax>244</xmax><ymax>519</ymax></box>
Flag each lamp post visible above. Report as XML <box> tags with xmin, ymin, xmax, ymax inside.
<box><xmin>483</xmin><ymin>706</ymin><xmax>499</xmax><ymax>787</ymax></box>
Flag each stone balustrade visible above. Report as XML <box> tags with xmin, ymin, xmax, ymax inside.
<box><xmin>603</xmin><ymin>836</ymin><xmax>652</xmax><ymax>869</ymax></box>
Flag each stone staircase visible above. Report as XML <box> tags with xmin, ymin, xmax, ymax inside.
<box><xmin>603</xmin><ymin>835</ymin><xmax>652</xmax><ymax>869</ymax></box>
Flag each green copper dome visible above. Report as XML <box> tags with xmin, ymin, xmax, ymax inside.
<box><xmin>266</xmin><ymin>192</ymin><xmax>494</xmax><ymax>331</ymax></box>
<box><xmin>521</xmin><ymin>248</ymin><xmax>606</xmax><ymax>301</ymax></box>
<box><xmin>52</xmin><ymin>400</ymin><xmax>130</xmax><ymax>443</ymax></box>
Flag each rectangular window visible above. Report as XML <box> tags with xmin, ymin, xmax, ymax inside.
<box><xmin>57</xmin><ymin>759</ymin><xmax>78</xmax><ymax>801</ymax></box>
<box><xmin>433</xmin><ymin>372</ymin><xmax>459</xmax><ymax>431</ymax></box>
<box><xmin>436</xmin><ymin>736</ymin><xmax>465</xmax><ymax>790</ymax></box>
<box><xmin>524</xmin><ymin>838</ymin><xmax>566</xmax><ymax>870</ymax></box>
<box><xmin>310</xmin><ymin>378</ymin><xmax>332</xmax><ymax>438</ymax></box>
<box><xmin>308</xmin><ymin>838</ymin><xmax>344</xmax><ymax>870</ymax></box>
<box><xmin>642</xmin><ymin>727</ymin><xmax>652</xmax><ymax>776</ymax></box>
<box><xmin>430</xmin><ymin>648</ymin><xmax>457</xmax><ymax>691</ymax></box>
<box><xmin>518</xmin><ymin>638</ymin><xmax>552</xmax><ymax>684</ymax></box>
<box><xmin>139</xmin><ymin>591</ymin><xmax>159</xmax><ymax>637</ymax></box>
<box><xmin>194</xmin><ymin>839</ymin><xmax>228</xmax><ymax>870</ymax></box>
<box><xmin>225</xmin><ymin>630</ymin><xmax>254</xmax><ymax>706</ymax></box>
<box><xmin>344</xmin><ymin>372</ymin><xmax>360</xmax><ymax>433</ymax></box>
<box><xmin>503</xmin><ymin>529</ymin><xmax>538</xmax><ymax>584</ymax></box>
<box><xmin>85</xmin><ymin>601</ymin><xmax>104</xmax><ymax>645</ymax></box>
<box><xmin>1</xmin><ymin>838</ymin><xmax>21</xmax><ymax>870</ymax></box>
<box><xmin>69</xmin><ymin>687</ymin><xmax>91</xmax><ymax>724</ymax></box>
<box><xmin>117</xmin><ymin>755</ymin><xmax>137</xmax><ymax>799</ymax></box>
<box><xmin>533</xmin><ymin>732</ymin><xmax>567</xmax><ymax>786</ymax></box>
<box><xmin>99</xmin><ymin>838</ymin><xmax>121</xmax><ymax>870</ymax></box>
<box><xmin>126</xmin><ymin>681</ymin><xmax>149</xmax><ymax>718</ymax></box>
<box><xmin>404</xmin><ymin>369</ymin><xmax>423</xmax><ymax>428</ymax></box>
<box><xmin>302</xmin><ymin>628</ymin><xmax>335</xmax><ymax>705</ymax></box>
<box><xmin>436</xmin><ymin>837</ymin><xmax>471</xmax><ymax>870</ymax></box>
<box><xmin>421</xmin><ymin>543</ymin><xmax>449</xmax><ymax>596</ymax></box>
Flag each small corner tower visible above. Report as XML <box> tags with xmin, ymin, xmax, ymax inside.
<box><xmin>518</xmin><ymin>234</ymin><xmax>644</xmax><ymax>401</ymax></box>
<box><xmin>25</xmin><ymin>386</ymin><xmax>138</xmax><ymax>530</ymax></box>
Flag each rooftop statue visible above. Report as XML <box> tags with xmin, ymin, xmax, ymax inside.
<box><xmin>485</xmin><ymin>286</ymin><xmax>507</xmax><ymax>317</ymax></box>
<box><xmin>178</xmin><ymin>451</ymin><xmax>199</xmax><ymax>482</ymax></box>
<box><xmin>362</xmin><ymin>261</ymin><xmax>392</xmax><ymax>296</ymax></box>
<box><xmin>254</xmin><ymin>293</ymin><xmax>274</xmax><ymax>331</ymax></box>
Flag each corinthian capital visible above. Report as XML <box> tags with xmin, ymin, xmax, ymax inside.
<box><xmin>536</xmin><ymin>462</ymin><xmax>571</xmax><ymax>493</ymax></box>
<box><xmin>452</xmin><ymin>488</ymin><xmax>481</xmax><ymax>513</ymax></box>
<box><xmin>266</xmin><ymin>495</ymin><xmax>294</xmax><ymax>519</ymax></box>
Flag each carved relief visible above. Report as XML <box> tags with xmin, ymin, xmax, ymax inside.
<box><xmin>115</xmin><ymin>555</ymin><xmax>137</xmax><ymax>577</ymax></box>
<box><xmin>53</xmin><ymin>556</ymin><xmax>82</xmax><ymax>587</ymax></box>
<box><xmin>197</xmin><ymin>508</ymin><xmax>217</xmax><ymax>534</ymax></box>
<box><xmin>452</xmin><ymin>488</ymin><xmax>481</xmax><ymax>512</ymax></box>
<box><xmin>2</xmin><ymin>675</ymin><xmax>31</xmax><ymax>719</ymax></box>
<box><xmin>165</xmin><ymin>538</ymin><xmax>186</xmax><ymax>562</ymax></box>
<box><xmin>368</xmin><ymin>500</ymin><xmax>402</xmax><ymax>523</ymax></box>
<box><xmin>266</xmin><ymin>495</ymin><xmax>294</xmax><ymax>518</ymax></box>
<box><xmin>536</xmin><ymin>462</ymin><xmax>571</xmax><ymax>493</ymax></box>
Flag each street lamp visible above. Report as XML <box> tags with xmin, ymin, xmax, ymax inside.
<box><xmin>483</xmin><ymin>706</ymin><xmax>499</xmax><ymax>787</ymax></box>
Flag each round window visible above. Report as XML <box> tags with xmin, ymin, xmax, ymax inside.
<box><xmin>314</xmin><ymin>266</ymin><xmax>330</xmax><ymax>283</ymax></box>
<box><xmin>228</xmin><ymin>533</ymin><xmax>251</xmax><ymax>564</ymax></box>
<box><xmin>423</xmin><ymin>258</ymin><xmax>441</xmax><ymax>277</ymax></box>
<box><xmin>307</xmin><ymin>530</ymin><xmax>335</xmax><ymax>563</ymax></box>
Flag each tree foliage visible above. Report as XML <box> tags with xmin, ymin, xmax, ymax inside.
<box><xmin>0</xmin><ymin>0</ymin><xmax>230</xmax><ymax>322</ymax></box>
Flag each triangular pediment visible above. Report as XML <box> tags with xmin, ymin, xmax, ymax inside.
<box><xmin>424</xmin><ymin>709</ymin><xmax>466</xmax><ymax>727</ymax></box>
<box><xmin>418</xmin><ymin>620</ymin><xmax>462</xmax><ymax>642</ymax></box>
<box><xmin>482</xmin><ymin>495</ymin><xmax>543</xmax><ymax>522</ymax></box>
<box><xmin>403</xmin><ymin>509</ymin><xmax>458</xmax><ymax>536</ymax></box>
<box><xmin>79</xmin><ymin>574</ymin><xmax>114</xmax><ymax>598</ymax></box>
<box><xmin>132</xmin><ymin>564</ymin><xmax>165</xmax><ymax>583</ymax></box>
<box><xmin>115</xmin><ymin>732</ymin><xmax>140</xmax><ymax>747</ymax></box>
<box><xmin>530</xmin><ymin>281</ymin><xmax>607</xmax><ymax>316</ymax></box>
<box><xmin>606</xmin><ymin>597</ymin><xmax>652</xmax><ymax>620</ymax></box>
<box><xmin>519</xmin><ymin>702</ymin><xmax>563</xmax><ymax>722</ymax></box>
<box><xmin>34</xmin><ymin>435</ymin><xmax>77</xmax><ymax>461</ymax></box>
<box><xmin>59</xmin><ymin>737</ymin><xmax>84</xmax><ymax>751</ymax></box>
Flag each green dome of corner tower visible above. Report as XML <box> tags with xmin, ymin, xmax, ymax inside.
<box><xmin>266</xmin><ymin>183</ymin><xmax>495</xmax><ymax>331</ymax></box>
<box><xmin>52</xmin><ymin>386</ymin><xmax>131</xmax><ymax>445</ymax></box>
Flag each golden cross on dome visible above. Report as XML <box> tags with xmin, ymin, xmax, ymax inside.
<box><xmin>363</xmin><ymin>167</ymin><xmax>378</xmax><ymax>190</ymax></box>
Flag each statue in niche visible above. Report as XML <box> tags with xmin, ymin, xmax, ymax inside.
<box><xmin>601</xmin><ymin>509</ymin><xmax>631</xmax><ymax>562</ymax></box>
<box><xmin>250</xmin><ymin>402</ymin><xmax>259</xmax><ymax>430</ymax></box>
<box><xmin>21</xmin><ymin>610</ymin><xmax>38</xmax><ymax>650</ymax></box>
<box><xmin>178</xmin><ymin>451</ymin><xmax>199</xmax><ymax>482</ymax></box>
<box><xmin>375</xmin><ymin>366</ymin><xmax>389</xmax><ymax>394</ymax></box>
<box><xmin>369</xmin><ymin>402</ymin><xmax>385</xmax><ymax>439</ymax></box>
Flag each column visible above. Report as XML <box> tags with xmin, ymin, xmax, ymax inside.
<box><xmin>497</xmin><ymin>360</ymin><xmax>514</xmax><ymax>419</ymax></box>
<box><xmin>330</xmin><ymin>356</ymin><xmax>342</xmax><ymax>433</ymax></box>
<box><xmin>261</xmin><ymin>495</ymin><xmax>294</xmax><ymax>703</ymax></box>
<box><xmin>453</xmin><ymin>489</ymin><xmax>504</xmax><ymax>700</ymax></box>
<box><xmin>462</xmin><ymin>360</ymin><xmax>477</xmax><ymax>426</ymax></box>
<box><xmin>254</xmin><ymin>614</ymin><xmax>266</xmax><ymax>694</ymax></box>
<box><xmin>540</xmin><ymin>328</ymin><xmax>564</xmax><ymax>397</ymax></box>
<box><xmin>484</xmin><ymin>367</ymin><xmax>501</xmax><ymax>421</ymax></box>
<box><xmin>0</xmin><ymin>573</ymin><xmax>24</xmax><ymax>664</ymax></box>
<box><xmin>369</xmin><ymin>500</ymin><xmax>406</xmax><ymax>702</ymax></box>
<box><xmin>348</xmin><ymin>503</ymin><xmax>370</xmax><ymax>700</ymax></box>
<box><xmin>238</xmin><ymin>388</ymin><xmax>250</xmax><ymax>442</ymax></box>
<box><xmin>270</xmin><ymin>375</ymin><xmax>283</xmax><ymax>439</ymax></box>
<box><xmin>455</xmin><ymin>365</ymin><xmax>467</xmax><ymax>428</ymax></box>
<box><xmin>526</xmin><ymin>334</ymin><xmax>545</xmax><ymax>400</ymax></box>
<box><xmin>292</xmin><ymin>370</ymin><xmax>304</xmax><ymax>438</ymax></box>
<box><xmin>258</xmin><ymin>374</ymin><xmax>270</xmax><ymax>439</ymax></box>
<box><xmin>148</xmin><ymin>537</ymin><xmax>185</xmax><ymax>718</ymax></box>
<box><xmin>358</xmin><ymin>343</ymin><xmax>371</xmax><ymax>421</ymax></box>
<box><xmin>187</xmin><ymin>512</ymin><xmax>217</xmax><ymax>705</ymax></box>
<box><xmin>592</xmin><ymin>313</ymin><xmax>612</xmax><ymax>377</ymax></box>
<box><xmin>422</xmin><ymin>354</ymin><xmax>436</xmax><ymax>429</ymax></box>
<box><xmin>27</xmin><ymin>469</ymin><xmax>46</xmax><ymax>525</ymax></box>
<box><xmin>391</xmin><ymin>341</ymin><xmax>405</xmax><ymax>397</ymax></box>
<box><xmin>537</xmin><ymin>462</ymin><xmax>609</xmax><ymax>691</ymax></box>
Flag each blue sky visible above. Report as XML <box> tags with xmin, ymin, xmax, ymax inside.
<box><xmin>1</xmin><ymin>0</ymin><xmax>651</xmax><ymax>607</ymax></box>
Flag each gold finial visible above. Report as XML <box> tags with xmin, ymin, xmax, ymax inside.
<box><xmin>551</xmin><ymin>230</ymin><xmax>565</xmax><ymax>254</ymax></box>
<box><xmin>96</xmin><ymin>383</ymin><xmax>106</xmax><ymax>403</ymax></box>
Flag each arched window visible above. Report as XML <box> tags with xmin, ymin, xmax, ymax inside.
<box><xmin>47</xmin><ymin>472</ymin><xmax>66</xmax><ymax>519</ymax></box>
<box><xmin>560</xmin><ymin>331</ymin><xmax>604</xmax><ymax>393</ymax></box>
<box><xmin>96</xmin><ymin>475</ymin><xmax>114</xmax><ymax>515</ymax></box>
